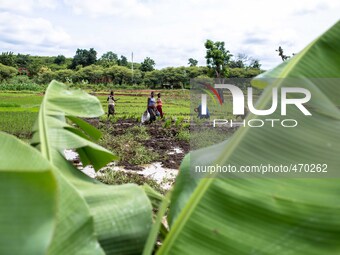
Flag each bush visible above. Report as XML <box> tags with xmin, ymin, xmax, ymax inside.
<box><xmin>0</xmin><ymin>63</ymin><xmax>17</xmax><ymax>82</ymax></box>
<box><xmin>0</xmin><ymin>76</ymin><xmax>44</xmax><ymax>91</ymax></box>
<box><xmin>54</xmin><ymin>69</ymin><xmax>75</xmax><ymax>83</ymax></box>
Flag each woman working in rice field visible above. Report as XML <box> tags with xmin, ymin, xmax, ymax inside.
<box><xmin>156</xmin><ymin>93</ymin><xmax>163</xmax><ymax>118</ymax></box>
<box><xmin>107</xmin><ymin>91</ymin><xmax>119</xmax><ymax>118</ymax></box>
<box><xmin>147</xmin><ymin>91</ymin><xmax>157</xmax><ymax>122</ymax></box>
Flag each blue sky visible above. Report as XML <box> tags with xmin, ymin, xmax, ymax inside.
<box><xmin>0</xmin><ymin>0</ymin><xmax>339</xmax><ymax>69</ymax></box>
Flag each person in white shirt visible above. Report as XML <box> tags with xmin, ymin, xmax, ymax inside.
<box><xmin>107</xmin><ymin>91</ymin><xmax>118</xmax><ymax>118</ymax></box>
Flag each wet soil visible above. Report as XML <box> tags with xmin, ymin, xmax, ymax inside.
<box><xmin>88</xmin><ymin>118</ymin><xmax>190</xmax><ymax>170</ymax></box>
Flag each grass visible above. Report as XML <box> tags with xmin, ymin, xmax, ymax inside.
<box><xmin>0</xmin><ymin>102</ymin><xmax>20</xmax><ymax>107</ymax></box>
<box><xmin>100</xmin><ymin>125</ymin><xmax>159</xmax><ymax>165</ymax></box>
<box><xmin>0</xmin><ymin>92</ymin><xmax>42</xmax><ymax>139</ymax></box>
<box><xmin>190</xmin><ymin>127</ymin><xmax>237</xmax><ymax>150</ymax></box>
<box><xmin>0</xmin><ymin>89</ymin><xmax>250</xmax><ymax>149</ymax></box>
<box><xmin>0</xmin><ymin>112</ymin><xmax>37</xmax><ymax>139</ymax></box>
<box><xmin>96</xmin><ymin>169</ymin><xmax>166</xmax><ymax>194</ymax></box>
<box><xmin>176</xmin><ymin>129</ymin><xmax>190</xmax><ymax>142</ymax></box>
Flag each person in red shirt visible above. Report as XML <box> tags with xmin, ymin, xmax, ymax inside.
<box><xmin>156</xmin><ymin>93</ymin><xmax>163</xmax><ymax>118</ymax></box>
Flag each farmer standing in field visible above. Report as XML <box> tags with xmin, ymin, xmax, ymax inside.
<box><xmin>147</xmin><ymin>91</ymin><xmax>157</xmax><ymax>122</ymax></box>
<box><xmin>156</xmin><ymin>93</ymin><xmax>164</xmax><ymax>118</ymax></box>
<box><xmin>107</xmin><ymin>91</ymin><xmax>118</xmax><ymax>118</ymax></box>
<box><xmin>194</xmin><ymin>104</ymin><xmax>210</xmax><ymax>119</ymax></box>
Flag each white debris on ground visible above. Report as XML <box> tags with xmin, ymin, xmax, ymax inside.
<box><xmin>138</xmin><ymin>162</ymin><xmax>178</xmax><ymax>190</ymax></box>
<box><xmin>64</xmin><ymin>149</ymin><xmax>78</xmax><ymax>161</ymax></box>
<box><xmin>168</xmin><ymin>147</ymin><xmax>183</xmax><ymax>155</ymax></box>
<box><xmin>64</xmin><ymin>149</ymin><xmax>180</xmax><ymax>190</ymax></box>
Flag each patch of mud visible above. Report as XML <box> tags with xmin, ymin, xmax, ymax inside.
<box><xmin>87</xmin><ymin>118</ymin><xmax>189</xmax><ymax>169</ymax></box>
<box><xmin>74</xmin><ymin>118</ymin><xmax>190</xmax><ymax>189</ymax></box>
<box><xmin>143</xmin><ymin>123</ymin><xmax>189</xmax><ymax>169</ymax></box>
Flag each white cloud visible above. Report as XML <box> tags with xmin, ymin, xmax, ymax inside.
<box><xmin>0</xmin><ymin>0</ymin><xmax>57</xmax><ymax>13</ymax></box>
<box><xmin>0</xmin><ymin>12</ymin><xmax>72</xmax><ymax>55</ymax></box>
<box><xmin>0</xmin><ymin>0</ymin><xmax>339</xmax><ymax>69</ymax></box>
<box><xmin>64</xmin><ymin>0</ymin><xmax>152</xmax><ymax>18</ymax></box>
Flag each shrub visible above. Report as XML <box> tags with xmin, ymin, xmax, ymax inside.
<box><xmin>0</xmin><ymin>63</ymin><xmax>17</xmax><ymax>82</ymax></box>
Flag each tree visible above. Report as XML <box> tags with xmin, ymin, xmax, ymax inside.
<box><xmin>250</xmin><ymin>59</ymin><xmax>261</xmax><ymax>69</ymax></box>
<box><xmin>106</xmin><ymin>65</ymin><xmax>133</xmax><ymax>85</ymax></box>
<box><xmin>0</xmin><ymin>52</ymin><xmax>16</xmax><ymax>67</ymax></box>
<box><xmin>229</xmin><ymin>59</ymin><xmax>245</xmax><ymax>68</ymax></box>
<box><xmin>70</xmin><ymin>48</ymin><xmax>97</xmax><ymax>69</ymax></box>
<box><xmin>229</xmin><ymin>54</ymin><xmax>261</xmax><ymax>69</ymax></box>
<box><xmin>205</xmin><ymin>39</ymin><xmax>232</xmax><ymax>102</ymax></box>
<box><xmin>229</xmin><ymin>53</ymin><xmax>249</xmax><ymax>68</ymax></box>
<box><xmin>54</xmin><ymin>55</ymin><xmax>66</xmax><ymax>65</ymax></box>
<box><xmin>188</xmin><ymin>58</ymin><xmax>198</xmax><ymax>67</ymax></box>
<box><xmin>204</xmin><ymin>39</ymin><xmax>232</xmax><ymax>78</ymax></box>
<box><xmin>16</xmin><ymin>54</ymin><xmax>32</xmax><ymax>68</ymax></box>
<box><xmin>117</xmin><ymin>55</ymin><xmax>128</xmax><ymax>66</ymax></box>
<box><xmin>161</xmin><ymin>67</ymin><xmax>187</xmax><ymax>88</ymax></box>
<box><xmin>140</xmin><ymin>57</ymin><xmax>156</xmax><ymax>72</ymax></box>
<box><xmin>143</xmin><ymin>70</ymin><xmax>162</xmax><ymax>88</ymax></box>
<box><xmin>186</xmin><ymin>66</ymin><xmax>208</xmax><ymax>79</ymax></box>
<box><xmin>55</xmin><ymin>69</ymin><xmax>75</xmax><ymax>83</ymax></box>
<box><xmin>98</xmin><ymin>51</ymin><xmax>118</xmax><ymax>67</ymax></box>
<box><xmin>37</xmin><ymin>66</ymin><xmax>55</xmax><ymax>84</ymax></box>
<box><xmin>27</xmin><ymin>58</ymin><xmax>43</xmax><ymax>76</ymax></box>
<box><xmin>74</xmin><ymin>65</ymin><xmax>104</xmax><ymax>83</ymax></box>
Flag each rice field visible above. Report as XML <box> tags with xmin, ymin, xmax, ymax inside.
<box><xmin>0</xmin><ymin>90</ymin><xmax>191</xmax><ymax>139</ymax></box>
<box><xmin>97</xmin><ymin>90</ymin><xmax>190</xmax><ymax>120</ymax></box>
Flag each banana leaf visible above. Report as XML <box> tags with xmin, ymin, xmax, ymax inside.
<box><xmin>161</xmin><ymin>21</ymin><xmax>340</xmax><ymax>254</ymax></box>
<box><xmin>0</xmin><ymin>132</ymin><xmax>57</xmax><ymax>255</ymax></box>
<box><xmin>30</xmin><ymin>80</ymin><xmax>152</xmax><ymax>254</ymax></box>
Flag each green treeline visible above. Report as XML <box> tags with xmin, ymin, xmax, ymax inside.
<box><xmin>0</xmin><ymin>41</ymin><xmax>263</xmax><ymax>90</ymax></box>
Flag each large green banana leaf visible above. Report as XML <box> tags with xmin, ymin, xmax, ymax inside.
<box><xmin>160</xmin><ymin>21</ymin><xmax>340</xmax><ymax>254</ymax></box>
<box><xmin>0</xmin><ymin>132</ymin><xmax>57</xmax><ymax>255</ymax></box>
<box><xmin>30</xmin><ymin>81</ymin><xmax>152</xmax><ymax>254</ymax></box>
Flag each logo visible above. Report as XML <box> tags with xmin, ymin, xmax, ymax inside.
<box><xmin>198</xmin><ymin>83</ymin><xmax>312</xmax><ymax>128</ymax></box>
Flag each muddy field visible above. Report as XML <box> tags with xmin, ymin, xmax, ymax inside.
<box><xmin>89</xmin><ymin>118</ymin><xmax>190</xmax><ymax>170</ymax></box>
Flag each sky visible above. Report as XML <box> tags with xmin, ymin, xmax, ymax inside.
<box><xmin>0</xmin><ymin>0</ymin><xmax>339</xmax><ymax>70</ymax></box>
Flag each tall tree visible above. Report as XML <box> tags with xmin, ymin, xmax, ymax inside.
<box><xmin>140</xmin><ymin>57</ymin><xmax>156</xmax><ymax>72</ymax></box>
<box><xmin>117</xmin><ymin>55</ymin><xmax>128</xmax><ymax>66</ymax></box>
<box><xmin>0</xmin><ymin>52</ymin><xmax>16</xmax><ymax>67</ymax></box>
<box><xmin>204</xmin><ymin>40</ymin><xmax>232</xmax><ymax>78</ymax></box>
<box><xmin>16</xmin><ymin>54</ymin><xmax>32</xmax><ymax>68</ymax></box>
<box><xmin>54</xmin><ymin>55</ymin><xmax>66</xmax><ymax>65</ymax></box>
<box><xmin>205</xmin><ymin>40</ymin><xmax>232</xmax><ymax>103</ymax></box>
<box><xmin>70</xmin><ymin>48</ymin><xmax>97</xmax><ymax>69</ymax></box>
<box><xmin>188</xmin><ymin>58</ymin><xmax>198</xmax><ymax>67</ymax></box>
<box><xmin>98</xmin><ymin>51</ymin><xmax>118</xmax><ymax>67</ymax></box>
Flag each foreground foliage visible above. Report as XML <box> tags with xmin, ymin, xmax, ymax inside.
<box><xmin>1</xmin><ymin>80</ymin><xmax>152</xmax><ymax>254</ymax></box>
<box><xmin>157</xmin><ymin>20</ymin><xmax>340</xmax><ymax>254</ymax></box>
<box><xmin>1</xmin><ymin>21</ymin><xmax>340</xmax><ymax>255</ymax></box>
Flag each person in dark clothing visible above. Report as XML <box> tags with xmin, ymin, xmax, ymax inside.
<box><xmin>147</xmin><ymin>91</ymin><xmax>157</xmax><ymax>122</ymax></box>
<box><xmin>194</xmin><ymin>104</ymin><xmax>210</xmax><ymax>119</ymax></box>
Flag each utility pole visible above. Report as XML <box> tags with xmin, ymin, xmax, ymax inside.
<box><xmin>131</xmin><ymin>51</ymin><xmax>134</xmax><ymax>84</ymax></box>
